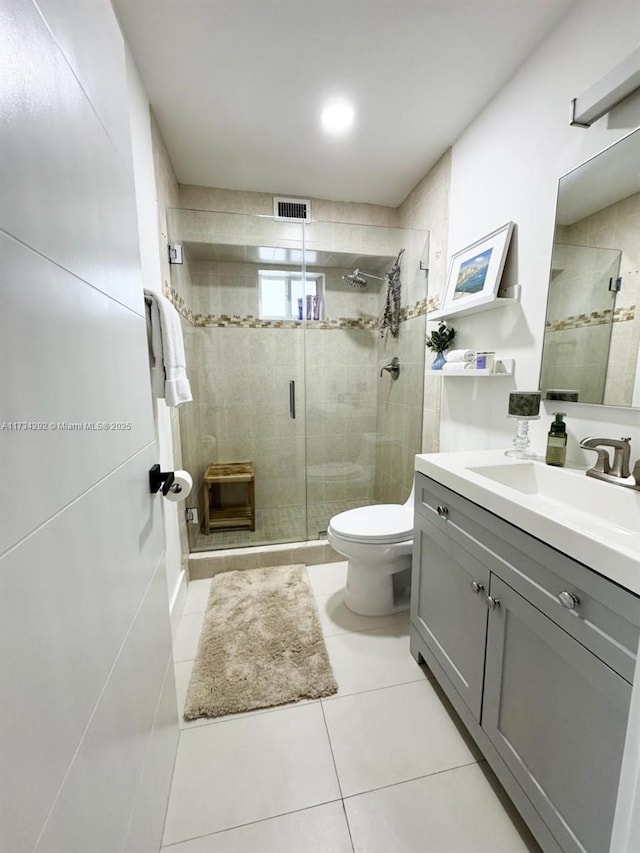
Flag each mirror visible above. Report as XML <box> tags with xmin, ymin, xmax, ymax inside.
<box><xmin>540</xmin><ymin>128</ymin><xmax>640</xmax><ymax>408</ymax></box>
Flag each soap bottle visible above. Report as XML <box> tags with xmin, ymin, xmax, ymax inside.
<box><xmin>545</xmin><ymin>412</ymin><xmax>567</xmax><ymax>467</ymax></box>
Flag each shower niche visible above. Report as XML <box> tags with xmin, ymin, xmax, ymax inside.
<box><xmin>167</xmin><ymin>207</ymin><xmax>427</xmax><ymax>552</ymax></box>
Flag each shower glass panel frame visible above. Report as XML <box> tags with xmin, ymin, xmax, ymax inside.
<box><xmin>167</xmin><ymin>207</ymin><xmax>427</xmax><ymax>553</ymax></box>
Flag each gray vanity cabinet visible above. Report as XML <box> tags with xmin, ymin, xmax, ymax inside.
<box><xmin>411</xmin><ymin>472</ymin><xmax>639</xmax><ymax>853</ymax></box>
<box><xmin>483</xmin><ymin>574</ymin><xmax>631</xmax><ymax>853</ymax></box>
<box><xmin>412</xmin><ymin>512</ymin><xmax>489</xmax><ymax>719</ymax></box>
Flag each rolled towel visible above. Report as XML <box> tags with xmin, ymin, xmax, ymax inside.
<box><xmin>442</xmin><ymin>362</ymin><xmax>474</xmax><ymax>372</ymax></box>
<box><xmin>445</xmin><ymin>349</ymin><xmax>475</xmax><ymax>363</ymax></box>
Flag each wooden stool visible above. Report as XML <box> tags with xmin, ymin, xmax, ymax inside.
<box><xmin>202</xmin><ymin>462</ymin><xmax>255</xmax><ymax>533</ymax></box>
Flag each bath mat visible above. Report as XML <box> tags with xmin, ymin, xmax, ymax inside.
<box><xmin>183</xmin><ymin>564</ymin><xmax>338</xmax><ymax>719</ymax></box>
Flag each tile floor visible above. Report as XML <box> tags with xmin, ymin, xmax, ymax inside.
<box><xmin>163</xmin><ymin>562</ymin><xmax>540</xmax><ymax>852</ymax></box>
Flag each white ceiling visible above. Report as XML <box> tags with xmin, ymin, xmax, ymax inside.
<box><xmin>115</xmin><ymin>0</ymin><xmax>574</xmax><ymax>207</ymax></box>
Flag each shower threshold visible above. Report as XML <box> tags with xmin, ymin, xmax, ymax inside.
<box><xmin>188</xmin><ymin>539</ymin><xmax>343</xmax><ymax>581</ymax></box>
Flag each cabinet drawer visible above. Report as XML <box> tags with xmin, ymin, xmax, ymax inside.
<box><xmin>415</xmin><ymin>473</ymin><xmax>640</xmax><ymax>682</ymax></box>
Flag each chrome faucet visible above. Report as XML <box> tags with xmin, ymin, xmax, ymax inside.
<box><xmin>579</xmin><ymin>437</ymin><xmax>640</xmax><ymax>490</ymax></box>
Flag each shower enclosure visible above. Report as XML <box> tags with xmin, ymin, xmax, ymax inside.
<box><xmin>167</xmin><ymin>206</ymin><xmax>427</xmax><ymax>553</ymax></box>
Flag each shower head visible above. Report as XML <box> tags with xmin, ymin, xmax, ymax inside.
<box><xmin>342</xmin><ymin>268</ymin><xmax>387</xmax><ymax>288</ymax></box>
<box><xmin>342</xmin><ymin>269</ymin><xmax>368</xmax><ymax>288</ymax></box>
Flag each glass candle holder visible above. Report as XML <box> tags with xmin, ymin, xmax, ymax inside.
<box><xmin>505</xmin><ymin>391</ymin><xmax>541</xmax><ymax>459</ymax></box>
<box><xmin>505</xmin><ymin>415</ymin><xmax>540</xmax><ymax>459</ymax></box>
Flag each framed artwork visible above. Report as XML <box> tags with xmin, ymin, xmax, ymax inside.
<box><xmin>440</xmin><ymin>222</ymin><xmax>514</xmax><ymax>313</ymax></box>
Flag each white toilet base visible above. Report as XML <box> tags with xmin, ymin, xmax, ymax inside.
<box><xmin>344</xmin><ymin>555</ymin><xmax>412</xmax><ymax>616</ymax></box>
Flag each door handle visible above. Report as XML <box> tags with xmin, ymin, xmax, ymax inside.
<box><xmin>289</xmin><ymin>380</ymin><xmax>296</xmax><ymax>419</ymax></box>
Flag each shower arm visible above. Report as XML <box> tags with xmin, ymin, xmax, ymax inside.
<box><xmin>346</xmin><ymin>268</ymin><xmax>387</xmax><ymax>282</ymax></box>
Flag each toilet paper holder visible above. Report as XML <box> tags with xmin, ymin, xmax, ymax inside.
<box><xmin>149</xmin><ymin>464</ymin><xmax>181</xmax><ymax>496</ymax></box>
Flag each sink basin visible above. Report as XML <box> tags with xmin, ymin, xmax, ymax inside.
<box><xmin>414</xmin><ymin>450</ymin><xmax>640</xmax><ymax>595</ymax></box>
<box><xmin>467</xmin><ymin>462</ymin><xmax>640</xmax><ymax>537</ymax></box>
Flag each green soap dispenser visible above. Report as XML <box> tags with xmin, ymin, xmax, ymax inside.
<box><xmin>546</xmin><ymin>412</ymin><xmax>567</xmax><ymax>467</ymax></box>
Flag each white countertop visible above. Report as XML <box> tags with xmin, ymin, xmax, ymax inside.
<box><xmin>415</xmin><ymin>450</ymin><xmax>640</xmax><ymax>596</ymax></box>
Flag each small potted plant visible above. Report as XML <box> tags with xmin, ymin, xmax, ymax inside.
<box><xmin>426</xmin><ymin>321</ymin><xmax>456</xmax><ymax>370</ymax></box>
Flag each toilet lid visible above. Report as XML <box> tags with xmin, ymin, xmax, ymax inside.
<box><xmin>329</xmin><ymin>504</ymin><xmax>414</xmax><ymax>544</ymax></box>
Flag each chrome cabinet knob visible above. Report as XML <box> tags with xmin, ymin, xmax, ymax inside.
<box><xmin>436</xmin><ymin>505</ymin><xmax>449</xmax><ymax>518</ymax></box>
<box><xmin>470</xmin><ymin>580</ymin><xmax>485</xmax><ymax>595</ymax></box>
<box><xmin>486</xmin><ymin>595</ymin><xmax>501</xmax><ymax>611</ymax></box>
<box><xmin>558</xmin><ymin>591</ymin><xmax>580</xmax><ymax>610</ymax></box>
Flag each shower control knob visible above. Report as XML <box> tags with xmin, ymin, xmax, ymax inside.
<box><xmin>470</xmin><ymin>581</ymin><xmax>484</xmax><ymax>595</ymax></box>
<box><xmin>558</xmin><ymin>591</ymin><xmax>580</xmax><ymax>610</ymax></box>
<box><xmin>436</xmin><ymin>505</ymin><xmax>449</xmax><ymax>518</ymax></box>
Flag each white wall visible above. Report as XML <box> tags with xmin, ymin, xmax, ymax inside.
<box><xmin>442</xmin><ymin>0</ymin><xmax>640</xmax><ymax>461</ymax></box>
<box><xmin>440</xmin><ymin>4</ymin><xmax>640</xmax><ymax>850</ymax></box>
<box><xmin>125</xmin><ymin>47</ymin><xmax>186</xmax><ymax>623</ymax></box>
<box><xmin>0</xmin><ymin>1</ymin><xmax>177</xmax><ymax>850</ymax></box>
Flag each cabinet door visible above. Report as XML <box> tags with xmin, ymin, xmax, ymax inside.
<box><xmin>483</xmin><ymin>576</ymin><xmax>631</xmax><ymax>853</ymax></box>
<box><xmin>411</xmin><ymin>512</ymin><xmax>490</xmax><ymax>719</ymax></box>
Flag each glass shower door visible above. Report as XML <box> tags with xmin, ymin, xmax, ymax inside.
<box><xmin>167</xmin><ymin>208</ymin><xmax>308</xmax><ymax>551</ymax></box>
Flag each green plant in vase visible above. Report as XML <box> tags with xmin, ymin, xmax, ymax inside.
<box><xmin>426</xmin><ymin>321</ymin><xmax>456</xmax><ymax>370</ymax></box>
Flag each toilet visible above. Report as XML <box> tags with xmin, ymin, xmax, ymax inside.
<box><xmin>327</xmin><ymin>487</ymin><xmax>414</xmax><ymax>616</ymax></box>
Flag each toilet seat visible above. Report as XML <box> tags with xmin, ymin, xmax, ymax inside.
<box><xmin>329</xmin><ymin>504</ymin><xmax>413</xmax><ymax>545</ymax></box>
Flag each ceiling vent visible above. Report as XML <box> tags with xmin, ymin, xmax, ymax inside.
<box><xmin>273</xmin><ymin>196</ymin><xmax>311</xmax><ymax>222</ymax></box>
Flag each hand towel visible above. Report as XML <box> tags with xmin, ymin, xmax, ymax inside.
<box><xmin>442</xmin><ymin>362</ymin><xmax>474</xmax><ymax>372</ymax></box>
<box><xmin>144</xmin><ymin>290</ymin><xmax>192</xmax><ymax>407</ymax></box>
<box><xmin>445</xmin><ymin>349</ymin><xmax>475</xmax><ymax>363</ymax></box>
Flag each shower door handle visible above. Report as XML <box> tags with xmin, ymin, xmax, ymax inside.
<box><xmin>289</xmin><ymin>380</ymin><xmax>296</xmax><ymax>419</ymax></box>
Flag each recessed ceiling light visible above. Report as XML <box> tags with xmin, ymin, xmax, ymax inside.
<box><xmin>320</xmin><ymin>100</ymin><xmax>355</xmax><ymax>135</ymax></box>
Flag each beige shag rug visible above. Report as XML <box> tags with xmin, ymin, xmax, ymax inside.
<box><xmin>183</xmin><ymin>564</ymin><xmax>338</xmax><ymax>720</ymax></box>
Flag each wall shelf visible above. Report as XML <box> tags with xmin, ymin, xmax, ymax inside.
<box><xmin>429</xmin><ymin>358</ymin><xmax>515</xmax><ymax>377</ymax></box>
<box><xmin>428</xmin><ymin>285</ymin><xmax>521</xmax><ymax>322</ymax></box>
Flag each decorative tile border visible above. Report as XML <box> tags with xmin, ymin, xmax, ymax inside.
<box><xmin>546</xmin><ymin>305</ymin><xmax>635</xmax><ymax>332</ymax></box>
<box><xmin>164</xmin><ymin>283</ymin><xmax>194</xmax><ymax>325</ymax></box>
<box><xmin>615</xmin><ymin>305</ymin><xmax>636</xmax><ymax>324</ymax></box>
<box><xmin>426</xmin><ymin>294</ymin><xmax>441</xmax><ymax>314</ymax></box>
<box><xmin>193</xmin><ymin>315</ymin><xmax>381</xmax><ymax>330</ymax></box>
<box><xmin>399</xmin><ymin>297</ymin><xmax>428</xmax><ymax>321</ymax></box>
<box><xmin>164</xmin><ymin>289</ymin><xmax>430</xmax><ymax>331</ymax></box>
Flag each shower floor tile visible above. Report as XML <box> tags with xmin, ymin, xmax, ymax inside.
<box><xmin>188</xmin><ymin>498</ymin><xmax>374</xmax><ymax>551</ymax></box>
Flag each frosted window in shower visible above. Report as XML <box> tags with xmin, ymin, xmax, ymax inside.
<box><xmin>258</xmin><ymin>270</ymin><xmax>324</xmax><ymax>320</ymax></box>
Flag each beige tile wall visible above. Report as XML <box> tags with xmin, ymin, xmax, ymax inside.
<box><xmin>178</xmin><ymin>184</ymin><xmax>400</xmax><ymax>227</ymax></box>
<box><xmin>151</xmin><ymin>112</ymin><xmax>180</xmax><ymax>297</ymax></box>
<box><xmin>541</xmin><ymin>243</ymin><xmax>619</xmax><ymax>404</ymax></box>
<box><xmin>559</xmin><ymin>191</ymin><xmax>640</xmax><ymax>406</ymax></box>
<box><xmin>374</xmin><ymin>315</ymin><xmax>426</xmax><ymax>504</ymax></box>
<box><xmin>370</xmin><ymin>150</ymin><xmax>452</xmax><ymax>502</ymax></box>
<box><xmin>169</xmin><ymin>207</ymin><xmax>406</xmax><ymax>270</ymax></box>
<box><xmin>306</xmin><ymin>327</ymin><xmax>378</xmax><ymax>505</ymax></box>
<box><xmin>546</xmin><ymin>243</ymin><xmax>618</xmax><ymax>324</ymax></box>
<box><xmin>189</xmin><ymin>260</ymin><xmax>383</xmax><ymax>321</ymax></box>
